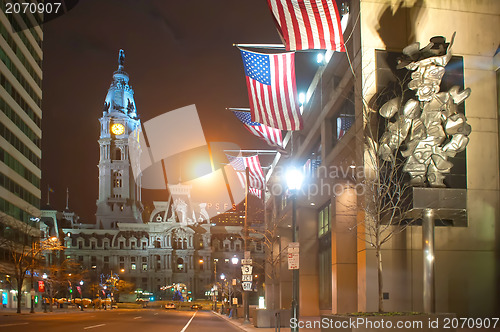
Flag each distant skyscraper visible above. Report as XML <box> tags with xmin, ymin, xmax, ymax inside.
<box><xmin>95</xmin><ymin>50</ymin><xmax>143</xmax><ymax>229</ymax></box>
<box><xmin>0</xmin><ymin>10</ymin><xmax>43</xmax><ymax>308</ymax></box>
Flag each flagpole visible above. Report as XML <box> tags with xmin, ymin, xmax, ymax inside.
<box><xmin>233</xmin><ymin>43</ymin><xmax>285</xmax><ymax>49</ymax></box>
<box><xmin>243</xmin><ymin>167</ymin><xmax>250</xmax><ymax>324</ymax></box>
<box><xmin>66</xmin><ymin>188</ymin><xmax>69</xmax><ymax>210</ymax></box>
<box><xmin>224</xmin><ymin>150</ymin><xmax>278</xmax><ymax>154</ymax></box>
<box><xmin>226</xmin><ymin>107</ymin><xmax>251</xmax><ymax>112</ymax></box>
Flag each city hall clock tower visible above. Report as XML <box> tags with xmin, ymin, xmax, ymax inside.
<box><xmin>96</xmin><ymin>50</ymin><xmax>142</xmax><ymax>229</ymax></box>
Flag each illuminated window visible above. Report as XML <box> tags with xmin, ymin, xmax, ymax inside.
<box><xmin>142</xmin><ymin>264</ymin><xmax>147</xmax><ymax>271</ymax></box>
<box><xmin>131</xmin><ymin>263</ymin><xmax>136</xmax><ymax>270</ymax></box>
<box><xmin>318</xmin><ymin>203</ymin><xmax>331</xmax><ymax>237</ymax></box>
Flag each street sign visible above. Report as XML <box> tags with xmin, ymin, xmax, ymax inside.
<box><xmin>244</xmin><ymin>251</ymin><xmax>251</xmax><ymax>259</ymax></box>
<box><xmin>242</xmin><ymin>282</ymin><xmax>252</xmax><ymax>291</ymax></box>
<box><xmin>232</xmin><ymin>278</ymin><xmax>237</xmax><ymax>286</ymax></box>
<box><xmin>242</xmin><ymin>274</ymin><xmax>253</xmax><ymax>282</ymax></box>
<box><xmin>38</xmin><ymin>281</ymin><xmax>45</xmax><ymax>293</ymax></box>
<box><xmin>232</xmin><ymin>297</ymin><xmax>238</xmax><ymax>305</ymax></box>
<box><xmin>288</xmin><ymin>242</ymin><xmax>300</xmax><ymax>270</ymax></box>
<box><xmin>241</xmin><ymin>259</ymin><xmax>252</xmax><ymax>265</ymax></box>
<box><xmin>76</xmin><ymin>286</ymin><xmax>82</xmax><ymax>295</ymax></box>
<box><xmin>241</xmin><ymin>265</ymin><xmax>253</xmax><ymax>275</ymax></box>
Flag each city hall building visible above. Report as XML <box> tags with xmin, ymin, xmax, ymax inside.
<box><xmin>57</xmin><ymin>52</ymin><xmax>264</xmax><ymax>300</ymax></box>
<box><xmin>264</xmin><ymin>0</ymin><xmax>499</xmax><ymax>318</ymax></box>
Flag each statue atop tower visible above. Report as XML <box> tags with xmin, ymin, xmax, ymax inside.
<box><xmin>96</xmin><ymin>50</ymin><xmax>143</xmax><ymax>229</ymax></box>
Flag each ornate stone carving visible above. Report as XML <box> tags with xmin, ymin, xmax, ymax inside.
<box><xmin>378</xmin><ymin>34</ymin><xmax>471</xmax><ymax>187</ymax></box>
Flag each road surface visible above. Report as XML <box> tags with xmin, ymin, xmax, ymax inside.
<box><xmin>0</xmin><ymin>308</ymin><xmax>242</xmax><ymax>332</ymax></box>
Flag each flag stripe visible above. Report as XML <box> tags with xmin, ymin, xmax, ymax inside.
<box><xmin>299</xmin><ymin>1</ymin><xmax>316</xmax><ymax>49</ymax></box>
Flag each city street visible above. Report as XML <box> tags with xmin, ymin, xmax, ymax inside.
<box><xmin>0</xmin><ymin>309</ymin><xmax>241</xmax><ymax>332</ymax></box>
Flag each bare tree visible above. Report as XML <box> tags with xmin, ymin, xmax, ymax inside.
<box><xmin>352</xmin><ymin>66</ymin><xmax>417</xmax><ymax>313</ymax></box>
<box><xmin>0</xmin><ymin>213</ymin><xmax>64</xmax><ymax>313</ymax></box>
<box><xmin>249</xmin><ymin>196</ymin><xmax>289</xmax><ymax>312</ymax></box>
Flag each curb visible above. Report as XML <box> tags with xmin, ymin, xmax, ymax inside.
<box><xmin>212</xmin><ymin>310</ymin><xmax>250</xmax><ymax>332</ymax></box>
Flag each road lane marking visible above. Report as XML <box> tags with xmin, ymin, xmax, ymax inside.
<box><xmin>0</xmin><ymin>323</ymin><xmax>29</xmax><ymax>327</ymax></box>
<box><xmin>133</xmin><ymin>316</ymin><xmax>142</xmax><ymax>319</ymax></box>
<box><xmin>180</xmin><ymin>311</ymin><xmax>197</xmax><ymax>332</ymax></box>
<box><xmin>83</xmin><ymin>324</ymin><xmax>106</xmax><ymax>329</ymax></box>
<box><xmin>154</xmin><ymin>313</ymin><xmax>159</xmax><ymax>315</ymax></box>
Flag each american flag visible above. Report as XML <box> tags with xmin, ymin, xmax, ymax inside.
<box><xmin>240</xmin><ymin>49</ymin><xmax>303</xmax><ymax>131</ymax></box>
<box><xmin>337</xmin><ymin>115</ymin><xmax>354</xmax><ymax>139</ymax></box>
<box><xmin>267</xmin><ymin>0</ymin><xmax>345</xmax><ymax>52</ymax></box>
<box><xmin>232</xmin><ymin>111</ymin><xmax>285</xmax><ymax>152</ymax></box>
<box><xmin>249</xmin><ymin>188</ymin><xmax>262</xmax><ymax>199</ymax></box>
<box><xmin>226</xmin><ymin>154</ymin><xmax>266</xmax><ymax>191</ymax></box>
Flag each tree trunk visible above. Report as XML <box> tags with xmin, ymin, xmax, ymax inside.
<box><xmin>376</xmin><ymin>247</ymin><xmax>384</xmax><ymax>313</ymax></box>
<box><xmin>16</xmin><ymin>276</ymin><xmax>23</xmax><ymax>313</ymax></box>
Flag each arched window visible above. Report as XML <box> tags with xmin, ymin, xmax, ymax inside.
<box><xmin>154</xmin><ymin>240</ymin><xmax>161</xmax><ymax>249</ymax></box>
<box><xmin>177</xmin><ymin>258</ymin><xmax>184</xmax><ymax>272</ymax></box>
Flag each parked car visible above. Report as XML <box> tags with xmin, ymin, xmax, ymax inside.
<box><xmin>191</xmin><ymin>304</ymin><xmax>202</xmax><ymax>310</ymax></box>
<box><xmin>164</xmin><ymin>302</ymin><xmax>176</xmax><ymax>309</ymax></box>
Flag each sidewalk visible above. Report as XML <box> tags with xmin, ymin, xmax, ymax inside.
<box><xmin>212</xmin><ymin>311</ymin><xmax>321</xmax><ymax>332</ymax></box>
<box><xmin>0</xmin><ymin>305</ymin><xmax>93</xmax><ymax>316</ymax></box>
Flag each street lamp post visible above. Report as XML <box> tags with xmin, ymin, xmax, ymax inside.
<box><xmin>213</xmin><ymin>259</ymin><xmax>218</xmax><ymax>311</ymax></box>
<box><xmin>79</xmin><ymin>280</ymin><xmax>84</xmax><ymax>311</ymax></box>
<box><xmin>286</xmin><ymin>168</ymin><xmax>303</xmax><ymax>332</ymax></box>
<box><xmin>220</xmin><ymin>273</ymin><xmax>226</xmax><ymax>314</ymax></box>
<box><xmin>231</xmin><ymin>256</ymin><xmax>239</xmax><ymax>315</ymax></box>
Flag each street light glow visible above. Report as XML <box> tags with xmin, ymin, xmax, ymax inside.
<box><xmin>79</xmin><ymin>280</ymin><xmax>84</xmax><ymax>286</ymax></box>
<box><xmin>220</xmin><ymin>273</ymin><xmax>225</xmax><ymax>280</ymax></box>
<box><xmin>316</xmin><ymin>53</ymin><xmax>324</xmax><ymax>64</ymax></box>
<box><xmin>286</xmin><ymin>168</ymin><xmax>304</xmax><ymax>191</ymax></box>
<box><xmin>298</xmin><ymin>92</ymin><xmax>306</xmax><ymax>105</ymax></box>
<box><xmin>231</xmin><ymin>256</ymin><xmax>239</xmax><ymax>265</ymax></box>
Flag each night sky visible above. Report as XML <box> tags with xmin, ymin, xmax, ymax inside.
<box><xmin>41</xmin><ymin>0</ymin><xmax>320</xmax><ymax>223</ymax></box>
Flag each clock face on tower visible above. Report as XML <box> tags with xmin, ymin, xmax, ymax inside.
<box><xmin>111</xmin><ymin>123</ymin><xmax>125</xmax><ymax>135</ymax></box>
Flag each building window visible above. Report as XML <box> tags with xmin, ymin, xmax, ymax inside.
<box><xmin>104</xmin><ymin>257</ymin><xmax>109</xmax><ymax>262</ymax></box>
<box><xmin>318</xmin><ymin>202</ymin><xmax>331</xmax><ymax>237</ymax></box>
<box><xmin>131</xmin><ymin>263</ymin><xmax>136</xmax><ymax>270</ymax></box>
<box><xmin>318</xmin><ymin>234</ymin><xmax>332</xmax><ymax>309</ymax></box>
<box><xmin>177</xmin><ymin>258</ymin><xmax>184</xmax><ymax>272</ymax></box>
<box><xmin>142</xmin><ymin>264</ymin><xmax>147</xmax><ymax>271</ymax></box>
<box><xmin>131</xmin><ymin>257</ymin><xmax>136</xmax><ymax>262</ymax></box>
